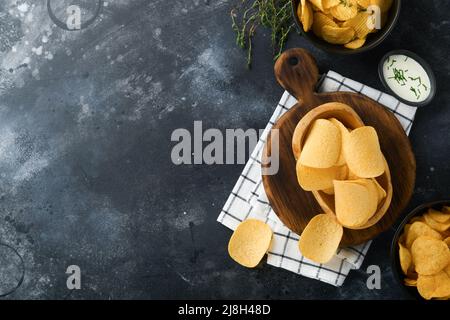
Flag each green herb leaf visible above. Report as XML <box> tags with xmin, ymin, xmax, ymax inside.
<box><xmin>388</xmin><ymin>59</ymin><xmax>396</xmax><ymax>69</ymax></box>
<box><xmin>388</xmin><ymin>67</ymin><xmax>407</xmax><ymax>86</ymax></box>
<box><xmin>230</xmin><ymin>0</ymin><xmax>296</xmax><ymax>69</ymax></box>
<box><xmin>410</xmin><ymin>87</ymin><xmax>420</xmax><ymax>100</ymax></box>
<box><xmin>408</xmin><ymin>76</ymin><xmax>422</xmax><ymax>85</ymax></box>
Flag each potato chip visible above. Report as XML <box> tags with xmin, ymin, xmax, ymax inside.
<box><xmin>403</xmin><ymin>224</ymin><xmax>411</xmax><ymax>237</ymax></box>
<box><xmin>357</xmin><ymin>0</ymin><xmax>370</xmax><ymax>8</ymax></box>
<box><xmin>299</xmin><ymin>0</ymin><xmax>314</xmax><ymax>32</ymax></box>
<box><xmin>443</xmin><ymin>206</ymin><xmax>450</xmax><ymax>214</ymax></box>
<box><xmin>344</xmin><ymin>38</ymin><xmax>366</xmax><ymax>49</ymax></box>
<box><xmin>334</xmin><ymin>180</ymin><xmax>377</xmax><ymax>227</ymax></box>
<box><xmin>351</xmin><ymin>178</ymin><xmax>381</xmax><ymax>204</ymax></box>
<box><xmin>309</xmin><ymin>0</ymin><xmax>325</xmax><ymax>11</ymax></box>
<box><xmin>228</xmin><ymin>219</ymin><xmax>273</xmax><ymax>268</ymax></box>
<box><xmin>298</xmin><ymin>214</ymin><xmax>343</xmax><ymax>263</ymax></box>
<box><xmin>356</xmin><ymin>178</ymin><xmax>384</xmax><ymax>210</ymax></box>
<box><xmin>330</xmin><ymin>0</ymin><xmax>358</xmax><ymax>21</ymax></box>
<box><xmin>322</xmin><ymin>25</ymin><xmax>355</xmax><ymax>45</ymax></box>
<box><xmin>342</xmin><ymin>12</ymin><xmax>374</xmax><ymax>39</ymax></box>
<box><xmin>423</xmin><ymin>213</ymin><xmax>450</xmax><ymax>232</ymax></box>
<box><xmin>323</xmin><ymin>0</ymin><xmax>340</xmax><ymax>9</ymax></box>
<box><xmin>417</xmin><ymin>273</ymin><xmax>442</xmax><ymax>300</ymax></box>
<box><xmin>370</xmin><ymin>0</ymin><xmax>393</xmax><ymax>13</ymax></box>
<box><xmin>329</xmin><ymin>118</ymin><xmax>349</xmax><ymax>166</ymax></box>
<box><xmin>405</xmin><ymin>221</ymin><xmax>443</xmax><ymax>249</ymax></box>
<box><xmin>427</xmin><ymin>208</ymin><xmax>450</xmax><ymax>223</ymax></box>
<box><xmin>411</xmin><ymin>236</ymin><xmax>450</xmax><ymax>275</ymax></box>
<box><xmin>444</xmin><ymin>237</ymin><xmax>450</xmax><ymax>249</ymax></box>
<box><xmin>297</xmin><ymin>162</ymin><xmax>348</xmax><ymax>191</ymax></box>
<box><xmin>445</xmin><ymin>264</ymin><xmax>450</xmax><ymax>277</ymax></box>
<box><xmin>343</xmin><ymin>126</ymin><xmax>385</xmax><ymax>178</ymax></box>
<box><xmin>404</xmin><ymin>278</ymin><xmax>417</xmax><ymax>287</ymax></box>
<box><xmin>399</xmin><ymin>243</ymin><xmax>412</xmax><ymax>275</ymax></box>
<box><xmin>328</xmin><ymin>118</ymin><xmax>349</xmax><ymax>135</ymax></box>
<box><xmin>417</xmin><ymin>271</ymin><xmax>450</xmax><ymax>300</ymax></box>
<box><xmin>371</xmin><ymin>178</ymin><xmax>386</xmax><ymax>204</ymax></box>
<box><xmin>310</xmin><ymin>3</ymin><xmax>322</xmax><ymax>11</ymax></box>
<box><xmin>312</xmin><ymin>12</ymin><xmax>338</xmax><ymax>38</ymax></box>
<box><xmin>409</xmin><ymin>215</ymin><xmax>425</xmax><ymax>224</ymax></box>
<box><xmin>347</xmin><ymin>170</ymin><xmax>360</xmax><ymax>180</ymax></box>
<box><xmin>299</xmin><ymin>119</ymin><xmax>341</xmax><ymax>168</ymax></box>
<box><xmin>322</xmin><ymin>187</ymin><xmax>335</xmax><ymax>195</ymax></box>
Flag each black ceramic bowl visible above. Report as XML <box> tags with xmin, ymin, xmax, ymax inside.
<box><xmin>390</xmin><ymin>200</ymin><xmax>450</xmax><ymax>300</ymax></box>
<box><xmin>378</xmin><ymin>50</ymin><xmax>437</xmax><ymax>107</ymax></box>
<box><xmin>291</xmin><ymin>0</ymin><xmax>401</xmax><ymax>54</ymax></box>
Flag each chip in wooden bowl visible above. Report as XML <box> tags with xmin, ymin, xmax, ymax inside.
<box><xmin>343</xmin><ymin>126</ymin><xmax>385</xmax><ymax>178</ymax></box>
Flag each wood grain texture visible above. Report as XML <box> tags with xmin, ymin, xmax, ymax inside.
<box><xmin>262</xmin><ymin>48</ymin><xmax>416</xmax><ymax>246</ymax></box>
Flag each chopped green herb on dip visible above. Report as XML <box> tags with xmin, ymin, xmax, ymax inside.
<box><xmin>383</xmin><ymin>54</ymin><xmax>431</xmax><ymax>103</ymax></box>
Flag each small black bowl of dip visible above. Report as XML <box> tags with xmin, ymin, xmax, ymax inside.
<box><xmin>379</xmin><ymin>50</ymin><xmax>436</xmax><ymax>107</ymax></box>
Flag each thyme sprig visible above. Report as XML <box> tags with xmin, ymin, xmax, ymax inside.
<box><xmin>231</xmin><ymin>0</ymin><xmax>296</xmax><ymax>68</ymax></box>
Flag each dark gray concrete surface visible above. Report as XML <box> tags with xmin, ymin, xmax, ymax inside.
<box><xmin>0</xmin><ymin>0</ymin><xmax>448</xmax><ymax>299</ymax></box>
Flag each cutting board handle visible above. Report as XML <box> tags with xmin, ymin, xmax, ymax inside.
<box><xmin>274</xmin><ymin>48</ymin><xmax>319</xmax><ymax>104</ymax></box>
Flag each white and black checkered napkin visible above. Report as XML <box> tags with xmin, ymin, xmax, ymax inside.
<box><xmin>217</xmin><ymin>70</ymin><xmax>417</xmax><ymax>286</ymax></box>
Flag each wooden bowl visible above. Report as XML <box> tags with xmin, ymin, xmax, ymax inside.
<box><xmin>261</xmin><ymin>48</ymin><xmax>415</xmax><ymax>246</ymax></box>
<box><xmin>291</xmin><ymin>102</ymin><xmax>393</xmax><ymax>230</ymax></box>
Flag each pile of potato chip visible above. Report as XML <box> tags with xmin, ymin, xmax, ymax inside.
<box><xmin>296</xmin><ymin>116</ymin><xmax>388</xmax><ymax>227</ymax></box>
<box><xmin>295</xmin><ymin>104</ymin><xmax>390</xmax><ymax>263</ymax></box>
<box><xmin>296</xmin><ymin>0</ymin><xmax>393</xmax><ymax>49</ymax></box>
<box><xmin>398</xmin><ymin>206</ymin><xmax>450</xmax><ymax>300</ymax></box>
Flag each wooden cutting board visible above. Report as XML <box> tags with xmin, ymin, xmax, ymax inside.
<box><xmin>261</xmin><ymin>48</ymin><xmax>416</xmax><ymax>246</ymax></box>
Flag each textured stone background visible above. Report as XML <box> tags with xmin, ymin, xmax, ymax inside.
<box><xmin>0</xmin><ymin>0</ymin><xmax>448</xmax><ymax>299</ymax></box>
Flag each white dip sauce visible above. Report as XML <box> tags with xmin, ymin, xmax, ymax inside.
<box><xmin>382</xmin><ymin>54</ymin><xmax>431</xmax><ymax>103</ymax></box>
